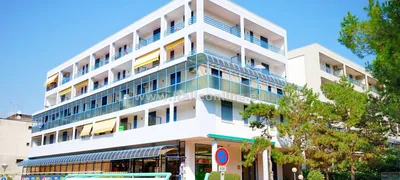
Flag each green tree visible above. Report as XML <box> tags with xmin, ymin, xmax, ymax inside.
<box><xmin>240</xmin><ymin>102</ymin><xmax>277</xmax><ymax>180</ymax></box>
<box><xmin>275</xmin><ymin>84</ymin><xmax>325</xmax><ymax>174</ymax></box>
<box><xmin>338</xmin><ymin>0</ymin><xmax>400</xmax><ymax>126</ymax></box>
<box><xmin>321</xmin><ymin>77</ymin><xmax>371</xmax><ymax>180</ymax></box>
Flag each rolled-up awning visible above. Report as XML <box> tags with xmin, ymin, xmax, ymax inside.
<box><xmin>44</xmin><ymin>73</ymin><xmax>59</xmax><ymax>87</ymax></box>
<box><xmin>18</xmin><ymin>145</ymin><xmax>176</xmax><ymax>167</ymax></box>
<box><xmin>80</xmin><ymin>124</ymin><xmax>93</xmax><ymax>137</ymax></box>
<box><xmin>92</xmin><ymin>118</ymin><xmax>116</xmax><ymax>135</ymax></box>
<box><xmin>75</xmin><ymin>79</ymin><xmax>89</xmax><ymax>87</ymax></box>
<box><xmin>134</xmin><ymin>49</ymin><xmax>160</xmax><ymax>68</ymax></box>
<box><xmin>59</xmin><ymin>87</ymin><xmax>72</xmax><ymax>96</ymax></box>
<box><xmin>166</xmin><ymin>38</ymin><xmax>184</xmax><ymax>50</ymax></box>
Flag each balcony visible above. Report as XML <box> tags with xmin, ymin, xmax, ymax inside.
<box><xmin>189</xmin><ymin>16</ymin><xmax>196</xmax><ymax>25</ymax></box>
<box><xmin>164</xmin><ymin>21</ymin><xmax>185</xmax><ymax>37</ymax></box>
<box><xmin>204</xmin><ymin>16</ymin><xmax>240</xmax><ymax>37</ymax></box>
<box><xmin>113</xmin><ymin>47</ymin><xmax>133</xmax><ymax>61</ymax></box>
<box><xmin>204</xmin><ymin>50</ymin><xmax>241</xmax><ymax>66</ymax></box>
<box><xmin>348</xmin><ymin>77</ymin><xmax>366</xmax><ymax>88</ymax></box>
<box><xmin>113</xmin><ymin>73</ymin><xmax>132</xmax><ymax>83</ymax></box>
<box><xmin>136</xmin><ymin>33</ymin><xmax>161</xmax><ymax>50</ymax></box>
<box><xmin>75</xmin><ymin>69</ymin><xmax>89</xmax><ymax>79</ymax></box>
<box><xmin>320</xmin><ymin>64</ymin><xmax>343</xmax><ymax>77</ymax></box>
<box><xmin>244</xmin><ymin>34</ymin><xmax>285</xmax><ymax>55</ymax></box>
<box><xmin>92</xmin><ymin>57</ymin><xmax>109</xmax><ymax>70</ymax></box>
<box><xmin>148</xmin><ymin>116</ymin><xmax>162</xmax><ymax>126</ymax></box>
<box><xmin>93</xmin><ymin>83</ymin><xmax>107</xmax><ymax>91</ymax></box>
<box><xmin>62</xmin><ymin>76</ymin><xmax>71</xmax><ymax>85</ymax></box>
<box><xmin>46</xmin><ymin>83</ymin><xmax>57</xmax><ymax>91</ymax></box>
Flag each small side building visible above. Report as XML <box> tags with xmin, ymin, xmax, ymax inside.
<box><xmin>0</xmin><ymin>114</ymin><xmax>32</xmax><ymax>176</ymax></box>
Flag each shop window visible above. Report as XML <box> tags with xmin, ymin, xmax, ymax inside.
<box><xmin>195</xmin><ymin>144</ymin><xmax>212</xmax><ymax>180</ymax></box>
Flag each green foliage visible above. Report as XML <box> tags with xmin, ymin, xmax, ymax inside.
<box><xmin>208</xmin><ymin>172</ymin><xmax>240</xmax><ymax>180</ymax></box>
<box><xmin>338</xmin><ymin>0</ymin><xmax>400</xmax><ymax>124</ymax></box>
<box><xmin>240</xmin><ymin>136</ymin><xmax>273</xmax><ymax>167</ymax></box>
<box><xmin>307</xmin><ymin>170</ymin><xmax>325</xmax><ymax>180</ymax></box>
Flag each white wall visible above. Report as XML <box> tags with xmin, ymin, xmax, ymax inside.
<box><xmin>287</xmin><ymin>55</ymin><xmax>306</xmax><ymax>86</ymax></box>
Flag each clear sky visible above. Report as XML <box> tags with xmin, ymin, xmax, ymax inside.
<box><xmin>0</xmin><ymin>0</ymin><xmax>370</xmax><ymax>117</ymax></box>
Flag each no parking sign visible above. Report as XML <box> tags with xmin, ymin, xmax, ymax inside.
<box><xmin>215</xmin><ymin>147</ymin><xmax>229</xmax><ymax>166</ymax></box>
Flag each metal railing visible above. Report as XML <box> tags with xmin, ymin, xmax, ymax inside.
<box><xmin>320</xmin><ymin>64</ymin><xmax>344</xmax><ymax>78</ymax></box>
<box><xmin>93</xmin><ymin>83</ymin><xmax>107</xmax><ymax>91</ymax></box>
<box><xmin>205</xmin><ymin>50</ymin><xmax>241</xmax><ymax>66</ymax></box>
<box><xmin>244</xmin><ymin>34</ymin><xmax>285</xmax><ymax>55</ymax></box>
<box><xmin>135</xmin><ymin>65</ymin><xmax>158</xmax><ymax>74</ymax></box>
<box><xmin>189</xmin><ymin>16</ymin><xmax>197</xmax><ymax>25</ymax></box>
<box><xmin>113</xmin><ymin>73</ymin><xmax>132</xmax><ymax>83</ymax></box>
<box><xmin>74</xmin><ymin>68</ymin><xmax>89</xmax><ymax>78</ymax></box>
<box><xmin>348</xmin><ymin>77</ymin><xmax>366</xmax><ymax>88</ymax></box>
<box><xmin>113</xmin><ymin>47</ymin><xmax>133</xmax><ymax>61</ymax></box>
<box><xmin>46</xmin><ymin>84</ymin><xmax>57</xmax><ymax>91</ymax></box>
<box><xmin>136</xmin><ymin>33</ymin><xmax>161</xmax><ymax>50</ymax></box>
<box><xmin>164</xmin><ymin>21</ymin><xmax>185</xmax><ymax>37</ymax></box>
<box><xmin>204</xmin><ymin>16</ymin><xmax>241</xmax><ymax>37</ymax></box>
<box><xmin>33</xmin><ymin>75</ymin><xmax>282</xmax><ymax>132</ymax></box>
<box><xmin>92</xmin><ymin>58</ymin><xmax>110</xmax><ymax>70</ymax></box>
<box><xmin>164</xmin><ymin>54</ymin><xmax>185</xmax><ymax>64</ymax></box>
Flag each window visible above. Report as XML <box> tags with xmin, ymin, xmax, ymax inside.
<box><xmin>94</xmin><ymin>81</ymin><xmax>99</xmax><ymax>89</ymax></box>
<box><xmin>170</xmin><ymin>50</ymin><xmax>175</xmax><ymax>60</ymax></box>
<box><xmin>28</xmin><ymin>126</ymin><xmax>32</xmax><ymax>130</ymax></box>
<box><xmin>170</xmin><ymin>73</ymin><xmax>176</xmax><ymax>85</ymax></box>
<box><xmin>153</xmin><ymin>80</ymin><xmax>157</xmax><ymax>90</ymax></box>
<box><xmin>104</xmin><ymin>77</ymin><xmax>108</xmax><ymax>85</ymax></box>
<box><xmin>133</xmin><ymin>115</ymin><xmax>138</xmax><ymax>129</ymax></box>
<box><xmin>105</xmin><ymin>53</ymin><xmax>110</xmax><ymax>61</ymax></box>
<box><xmin>211</xmin><ymin>68</ymin><xmax>222</xmax><ymax>77</ymax></box>
<box><xmin>277</xmin><ymin>89</ymin><xmax>283</xmax><ymax>95</ymax></box>
<box><xmin>102</xmin><ymin>96</ymin><xmax>107</xmax><ymax>106</ymax></box>
<box><xmin>221</xmin><ymin>100</ymin><xmax>233</xmax><ymax>121</ymax></box>
<box><xmin>241</xmin><ymin>78</ymin><xmax>249</xmax><ymax>85</ymax></box>
<box><xmin>262</xmin><ymin>63</ymin><xmax>270</xmax><ymax>74</ymax></box>
<box><xmin>174</xmin><ymin>106</ymin><xmax>177</xmax><ymax>122</ymax></box>
<box><xmin>74</xmin><ymin>129</ymin><xmax>77</xmax><ymax>139</ymax></box>
<box><xmin>43</xmin><ymin>136</ymin><xmax>47</xmax><ymax>145</ymax></box>
<box><xmin>62</xmin><ymin>131</ymin><xmax>68</xmax><ymax>141</ymax></box>
<box><xmin>260</xmin><ymin>36</ymin><xmax>269</xmax><ymax>48</ymax></box>
<box><xmin>268</xmin><ymin>86</ymin><xmax>272</xmax><ymax>92</ymax></box>
<box><xmin>243</xmin><ymin>105</ymin><xmax>248</xmax><ymax>125</ymax></box>
<box><xmin>49</xmin><ymin>135</ymin><xmax>54</xmax><ymax>144</ymax></box>
<box><xmin>149</xmin><ymin>111</ymin><xmax>157</xmax><ymax>126</ymax></box>
<box><xmin>250</xmin><ymin>59</ymin><xmax>255</xmax><ymax>67</ymax></box>
<box><xmin>325</xmin><ymin>63</ymin><xmax>331</xmax><ymax>73</ymax></box>
<box><xmin>250</xmin><ymin>31</ymin><xmax>254</xmax><ymax>43</ymax></box>
<box><xmin>166</xmin><ymin>108</ymin><xmax>170</xmax><ymax>123</ymax></box>
<box><xmin>16</xmin><ymin>159</ymin><xmax>23</xmax><ymax>163</ymax></box>
<box><xmin>91</xmin><ymin>100</ymin><xmax>96</xmax><ymax>109</ymax></box>
<box><xmin>117</xmin><ymin>72</ymin><xmax>121</xmax><ymax>80</ymax></box>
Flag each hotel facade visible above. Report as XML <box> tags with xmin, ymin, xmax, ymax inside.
<box><xmin>20</xmin><ymin>0</ymin><xmax>292</xmax><ymax>180</ymax></box>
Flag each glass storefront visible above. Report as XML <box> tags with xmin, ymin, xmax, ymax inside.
<box><xmin>195</xmin><ymin>144</ymin><xmax>212</xmax><ymax>180</ymax></box>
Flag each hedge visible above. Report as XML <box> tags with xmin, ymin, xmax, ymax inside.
<box><xmin>208</xmin><ymin>171</ymin><xmax>240</xmax><ymax>180</ymax></box>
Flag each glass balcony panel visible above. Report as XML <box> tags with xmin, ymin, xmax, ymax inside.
<box><xmin>251</xmin><ymin>87</ymin><xmax>259</xmax><ymax>100</ymax></box>
<box><xmin>241</xmin><ymin>84</ymin><xmax>250</xmax><ymax>97</ymax></box>
<box><xmin>198</xmin><ymin>76</ymin><xmax>208</xmax><ymax>89</ymax></box>
<box><xmin>221</xmin><ymin>78</ymin><xmax>230</xmax><ymax>92</ymax></box>
<box><xmin>231</xmin><ymin>81</ymin><xmax>240</xmax><ymax>94</ymax></box>
<box><xmin>113</xmin><ymin>47</ymin><xmax>133</xmax><ymax>61</ymax></box>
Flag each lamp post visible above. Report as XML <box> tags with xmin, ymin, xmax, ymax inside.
<box><xmin>1</xmin><ymin>163</ymin><xmax>8</xmax><ymax>173</ymax></box>
<box><xmin>298</xmin><ymin>174</ymin><xmax>304</xmax><ymax>180</ymax></box>
<box><xmin>292</xmin><ymin>167</ymin><xmax>297</xmax><ymax>180</ymax></box>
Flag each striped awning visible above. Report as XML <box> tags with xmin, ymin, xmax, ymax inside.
<box><xmin>166</xmin><ymin>38</ymin><xmax>184</xmax><ymax>50</ymax></box>
<box><xmin>134</xmin><ymin>49</ymin><xmax>160</xmax><ymax>68</ymax></box>
<box><xmin>18</xmin><ymin>145</ymin><xmax>176</xmax><ymax>167</ymax></box>
<box><xmin>44</xmin><ymin>73</ymin><xmax>59</xmax><ymax>87</ymax></box>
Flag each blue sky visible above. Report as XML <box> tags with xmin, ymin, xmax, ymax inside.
<box><xmin>0</xmin><ymin>0</ymin><xmax>370</xmax><ymax>117</ymax></box>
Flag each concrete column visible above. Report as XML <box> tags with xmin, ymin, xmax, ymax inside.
<box><xmin>55</xmin><ymin>131</ymin><xmax>59</xmax><ymax>143</ymax></box>
<box><xmin>71</xmin><ymin>86</ymin><xmax>76</xmax><ymax>98</ymax></box>
<box><xmin>169</xmin><ymin>103</ymin><xmax>174</xmax><ymax>123</ymax></box>
<box><xmin>89</xmin><ymin>54</ymin><xmax>95</xmax><ymax>71</ymax></box>
<box><xmin>41</xmin><ymin>134</ymin><xmax>45</xmax><ymax>146</ymax></box>
<box><xmin>72</xmin><ymin>127</ymin><xmax>76</xmax><ymax>140</ymax></box>
<box><xmin>241</xmin><ymin>46</ymin><xmax>246</xmax><ymax>67</ymax></box>
<box><xmin>240</xmin><ymin>16</ymin><xmax>245</xmax><ymax>39</ymax></box>
<box><xmin>262</xmin><ymin>150</ymin><xmax>270</xmax><ymax>180</ymax></box>
<box><xmin>212</xmin><ymin>140</ymin><xmax>218</xmax><ymax>171</ymax></box>
<box><xmin>277</xmin><ymin>164</ymin><xmax>283</xmax><ymax>180</ymax></box>
<box><xmin>160</xmin><ymin>46</ymin><xmax>167</xmax><ymax>64</ymax></box>
<box><xmin>88</xmin><ymin>78</ymin><xmax>93</xmax><ymax>92</ymax></box>
<box><xmin>108</xmin><ymin>69</ymin><xmax>114</xmax><ymax>84</ymax></box>
<box><xmin>73</xmin><ymin>63</ymin><xmax>78</xmax><ymax>79</ymax></box>
<box><xmin>161</xmin><ymin>15</ymin><xmax>168</xmax><ymax>40</ymax></box>
<box><xmin>184</xmin><ymin>34</ymin><xmax>192</xmax><ymax>56</ymax></box>
<box><xmin>116</xmin><ymin>116</ymin><xmax>121</xmax><ymax>133</ymax></box>
<box><xmin>196</xmin><ymin>0</ymin><xmax>204</xmax><ymax>23</ymax></box>
<box><xmin>144</xmin><ymin>109</ymin><xmax>149</xmax><ymax>127</ymax></box>
<box><xmin>184</xmin><ymin>1</ymin><xmax>191</xmax><ymax>27</ymax></box>
<box><xmin>196</xmin><ymin>31</ymin><xmax>204</xmax><ymax>53</ymax></box>
<box><xmin>56</xmin><ymin>92</ymin><xmax>60</xmax><ymax>104</ymax></box>
<box><xmin>184</xmin><ymin>141</ymin><xmax>195</xmax><ymax>180</ymax></box>
<box><xmin>110</xmin><ymin>43</ymin><xmax>115</xmax><ymax>61</ymax></box>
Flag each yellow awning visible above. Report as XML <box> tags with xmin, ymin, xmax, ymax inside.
<box><xmin>59</xmin><ymin>87</ymin><xmax>72</xmax><ymax>96</ymax></box>
<box><xmin>44</xmin><ymin>73</ymin><xmax>59</xmax><ymax>87</ymax></box>
<box><xmin>134</xmin><ymin>49</ymin><xmax>160</xmax><ymax>69</ymax></box>
<box><xmin>92</xmin><ymin>118</ymin><xmax>116</xmax><ymax>135</ymax></box>
<box><xmin>75</xmin><ymin>79</ymin><xmax>89</xmax><ymax>87</ymax></box>
<box><xmin>166</xmin><ymin>38</ymin><xmax>184</xmax><ymax>51</ymax></box>
<box><xmin>80</xmin><ymin>124</ymin><xmax>93</xmax><ymax>137</ymax></box>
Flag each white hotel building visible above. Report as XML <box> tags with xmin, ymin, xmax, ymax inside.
<box><xmin>20</xmin><ymin>0</ymin><xmax>292</xmax><ymax>180</ymax></box>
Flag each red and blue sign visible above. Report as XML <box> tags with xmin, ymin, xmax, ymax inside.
<box><xmin>215</xmin><ymin>147</ymin><xmax>229</xmax><ymax>166</ymax></box>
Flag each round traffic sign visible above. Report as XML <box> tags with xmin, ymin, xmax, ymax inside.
<box><xmin>1</xmin><ymin>177</ymin><xmax>6</xmax><ymax>180</ymax></box>
<box><xmin>215</xmin><ymin>147</ymin><xmax>229</xmax><ymax>166</ymax></box>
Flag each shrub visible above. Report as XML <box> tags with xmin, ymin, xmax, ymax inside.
<box><xmin>208</xmin><ymin>171</ymin><xmax>240</xmax><ymax>180</ymax></box>
<box><xmin>307</xmin><ymin>170</ymin><xmax>325</xmax><ymax>180</ymax></box>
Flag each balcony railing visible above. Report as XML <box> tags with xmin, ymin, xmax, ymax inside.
<box><xmin>204</xmin><ymin>50</ymin><xmax>241</xmax><ymax>66</ymax></box>
<box><xmin>113</xmin><ymin>47</ymin><xmax>133</xmax><ymax>61</ymax></box>
<box><xmin>93</xmin><ymin>83</ymin><xmax>107</xmax><ymax>91</ymax></box>
<box><xmin>135</xmin><ymin>65</ymin><xmax>158</xmax><ymax>74</ymax></box>
<box><xmin>348</xmin><ymin>77</ymin><xmax>366</xmax><ymax>88</ymax></box>
<box><xmin>204</xmin><ymin>16</ymin><xmax>240</xmax><ymax>37</ymax></box>
<box><xmin>148</xmin><ymin>116</ymin><xmax>162</xmax><ymax>126</ymax></box>
<box><xmin>189</xmin><ymin>16</ymin><xmax>196</xmax><ymax>25</ymax></box>
<box><xmin>246</xmin><ymin>65</ymin><xmax>284</xmax><ymax>80</ymax></box>
<box><xmin>164</xmin><ymin>54</ymin><xmax>184</xmax><ymax>64</ymax></box>
<box><xmin>92</xmin><ymin>58</ymin><xmax>110</xmax><ymax>70</ymax></box>
<box><xmin>75</xmin><ymin>69</ymin><xmax>89</xmax><ymax>79</ymax></box>
<box><xmin>46</xmin><ymin>84</ymin><xmax>57</xmax><ymax>91</ymax></box>
<box><xmin>113</xmin><ymin>73</ymin><xmax>132</xmax><ymax>83</ymax></box>
<box><xmin>135</xmin><ymin>33</ymin><xmax>161</xmax><ymax>50</ymax></box>
<box><xmin>164</xmin><ymin>21</ymin><xmax>185</xmax><ymax>37</ymax></box>
<box><xmin>320</xmin><ymin>64</ymin><xmax>343</xmax><ymax>77</ymax></box>
<box><xmin>62</xmin><ymin>76</ymin><xmax>71</xmax><ymax>85</ymax></box>
<box><xmin>244</xmin><ymin>34</ymin><xmax>285</xmax><ymax>55</ymax></box>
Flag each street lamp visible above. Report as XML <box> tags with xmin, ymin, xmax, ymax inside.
<box><xmin>292</xmin><ymin>167</ymin><xmax>297</xmax><ymax>180</ymax></box>
<box><xmin>298</xmin><ymin>174</ymin><xmax>304</xmax><ymax>180</ymax></box>
<box><xmin>1</xmin><ymin>163</ymin><xmax>8</xmax><ymax>173</ymax></box>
